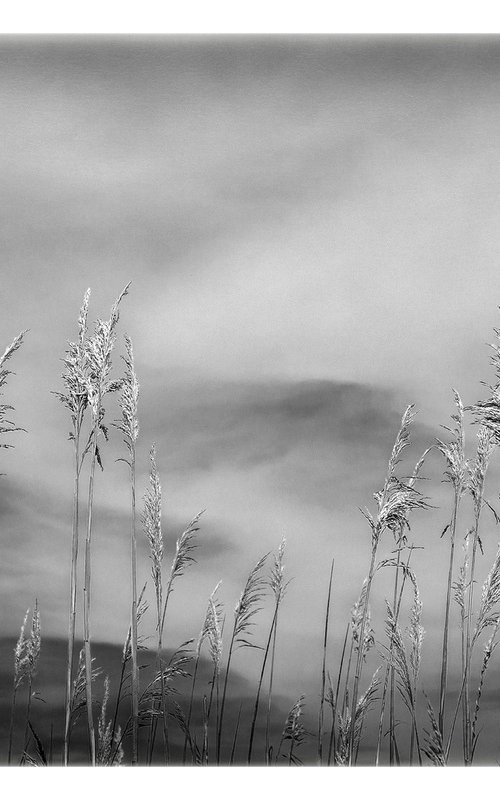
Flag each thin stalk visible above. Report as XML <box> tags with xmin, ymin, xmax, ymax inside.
<box><xmin>21</xmin><ymin>674</ymin><xmax>34</xmax><ymax>764</ymax></box>
<box><xmin>265</xmin><ymin>611</ymin><xmax>279</xmax><ymax>764</ymax></box>
<box><xmin>110</xmin><ymin>638</ymin><xmax>129</xmax><ymax>749</ymax></box>
<box><xmin>376</xmin><ymin>547</ymin><xmax>412</xmax><ymax>765</ymax></box>
<box><xmin>83</xmin><ymin>424</ymin><xmax>98</xmax><ymax>766</ymax></box>
<box><xmin>389</xmin><ymin>544</ymin><xmax>402</xmax><ymax>766</ymax></box>
<box><xmin>348</xmin><ymin>543</ymin><xmax>379</xmax><ymax>764</ymax></box>
<box><xmin>129</xmin><ymin>451</ymin><xmax>139</xmax><ymax>765</ymax></box>
<box><xmin>217</xmin><ymin>622</ymin><xmax>237</xmax><ymax>764</ymax></box>
<box><xmin>463</xmin><ymin>505</ymin><xmax>483</xmax><ymax>764</ymax></box>
<box><xmin>318</xmin><ymin>557</ymin><xmax>334</xmax><ymax>765</ymax></box>
<box><xmin>438</xmin><ymin>491</ymin><xmax>461</xmax><ymax>739</ymax></box>
<box><xmin>247</xmin><ymin>603</ymin><xmax>279</xmax><ymax>764</ymax></box>
<box><xmin>230</xmin><ymin>703</ymin><xmax>243</xmax><ymax>765</ymax></box>
<box><xmin>64</xmin><ymin>425</ymin><xmax>81</xmax><ymax>766</ymax></box>
<box><xmin>183</xmin><ymin>649</ymin><xmax>201</xmax><ymax>764</ymax></box>
<box><xmin>7</xmin><ymin>686</ymin><xmax>18</xmax><ymax>765</ymax></box>
<box><xmin>328</xmin><ymin>622</ymin><xmax>349</xmax><ymax>765</ymax></box>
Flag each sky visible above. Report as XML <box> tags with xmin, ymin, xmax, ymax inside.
<box><xmin>3</xmin><ymin>35</ymin><xmax>500</xmax><ymax>763</ymax></box>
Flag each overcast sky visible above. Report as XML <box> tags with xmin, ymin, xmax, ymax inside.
<box><xmin>3</xmin><ymin>35</ymin><xmax>500</xmax><ymax>761</ymax></box>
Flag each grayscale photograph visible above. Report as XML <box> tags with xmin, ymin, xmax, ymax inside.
<box><xmin>1</xmin><ymin>33</ymin><xmax>500</xmax><ymax>768</ymax></box>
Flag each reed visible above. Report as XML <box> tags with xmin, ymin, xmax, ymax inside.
<box><xmin>54</xmin><ymin>288</ymin><xmax>90</xmax><ymax>765</ymax></box>
<box><xmin>248</xmin><ymin>537</ymin><xmax>288</xmax><ymax>764</ymax></box>
<box><xmin>114</xmin><ymin>334</ymin><xmax>140</xmax><ymax>764</ymax></box>
<box><xmin>216</xmin><ymin>553</ymin><xmax>268</xmax><ymax>764</ymax></box>
<box><xmin>82</xmin><ymin>283</ymin><xmax>129</xmax><ymax>764</ymax></box>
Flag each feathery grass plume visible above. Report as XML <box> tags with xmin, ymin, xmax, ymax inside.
<box><xmin>81</xmin><ymin>283</ymin><xmax>129</xmax><ymax>765</ymax></box>
<box><xmin>474</xmin><ymin>542</ymin><xmax>500</xmax><ymax>641</ymax></box>
<box><xmin>265</xmin><ymin>537</ymin><xmax>289</xmax><ymax>764</ymax></box>
<box><xmin>21</xmin><ymin>602</ymin><xmax>41</xmax><ymax>764</ymax></box>
<box><xmin>69</xmin><ymin>649</ymin><xmax>102</xmax><ymax>728</ymax></box>
<box><xmin>217</xmin><ymin>552</ymin><xmax>268</xmax><ymax>763</ymax></box>
<box><xmin>97</xmin><ymin>677</ymin><xmax>113</xmax><ymax>765</ymax></box>
<box><xmin>142</xmin><ymin>444</ymin><xmax>163</xmax><ymax>621</ymax></box>
<box><xmin>160</xmin><ymin>509</ymin><xmax>204</xmax><ymax>639</ymax></box>
<box><xmin>422</xmin><ymin>697</ymin><xmax>446</xmax><ymax>766</ymax></box>
<box><xmin>95</xmin><ymin>677</ymin><xmax>124</xmax><ymax>766</ymax></box>
<box><xmin>141</xmin><ymin>641</ymin><xmax>193</xmax><ymax>713</ymax></box>
<box><xmin>383</xmin><ymin>601</ymin><xmax>422</xmax><ymax>764</ymax></box>
<box><xmin>277</xmin><ymin>695</ymin><xmax>306</xmax><ymax>765</ymax></box>
<box><xmin>8</xmin><ymin>609</ymin><xmax>29</xmax><ymax>764</ymax></box>
<box><xmin>114</xmin><ymin>334</ymin><xmax>140</xmax><ymax>765</ymax></box>
<box><xmin>349</xmin><ymin>405</ymin><xmax>424</xmax><ymax>763</ymax></box>
<box><xmin>436</xmin><ymin>390</ymin><xmax>468</xmax><ymax>739</ymax></box>
<box><xmin>182</xmin><ymin>581</ymin><xmax>222</xmax><ymax>764</ymax></box>
<box><xmin>141</xmin><ymin>443</ymin><xmax>164</xmax><ymax>762</ymax></box>
<box><xmin>0</xmin><ymin>329</ymin><xmax>27</xmax><ymax>455</ymax></box>
<box><xmin>171</xmin><ymin>701</ymin><xmax>202</xmax><ymax>765</ymax></box>
<box><xmin>54</xmin><ymin>288</ymin><xmax>91</xmax><ymax>766</ymax></box>
<box><xmin>470</xmin><ymin>619</ymin><xmax>500</xmax><ymax>761</ymax></box>
<box><xmin>335</xmin><ymin>670</ymin><xmax>379</xmax><ymax>766</ymax></box>
<box><xmin>248</xmin><ymin>537</ymin><xmax>290</xmax><ymax>764</ymax></box>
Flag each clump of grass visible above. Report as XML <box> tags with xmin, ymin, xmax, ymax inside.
<box><xmin>349</xmin><ymin>405</ymin><xmax>422</xmax><ymax>762</ymax></box>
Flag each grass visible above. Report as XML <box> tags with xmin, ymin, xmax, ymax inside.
<box><xmin>6</xmin><ymin>288</ymin><xmax>500</xmax><ymax>766</ymax></box>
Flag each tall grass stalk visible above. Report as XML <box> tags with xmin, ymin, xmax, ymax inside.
<box><xmin>327</xmin><ymin>622</ymin><xmax>349</xmax><ymax>765</ymax></box>
<box><xmin>82</xmin><ymin>283</ymin><xmax>129</xmax><ymax>764</ymax></box>
<box><xmin>21</xmin><ymin>602</ymin><xmax>41</xmax><ymax>764</ymax></box>
<box><xmin>317</xmin><ymin>555</ymin><xmax>334</xmax><ymax>765</ymax></box>
<box><xmin>217</xmin><ymin>553</ymin><xmax>268</xmax><ymax>764</ymax></box>
<box><xmin>182</xmin><ymin>581</ymin><xmax>222</xmax><ymax>764</ymax></box>
<box><xmin>375</xmin><ymin>546</ymin><xmax>414</xmax><ymax>765</ymax></box>
<box><xmin>142</xmin><ymin>443</ymin><xmax>164</xmax><ymax>763</ymax></box>
<box><xmin>155</xmin><ymin>510</ymin><xmax>203</xmax><ymax>761</ymax></box>
<box><xmin>55</xmin><ymin>288</ymin><xmax>90</xmax><ymax>765</ymax></box>
<box><xmin>462</xmin><ymin>427</ymin><xmax>493</xmax><ymax>764</ymax></box>
<box><xmin>436</xmin><ymin>391</ymin><xmax>467</xmax><ymax>739</ymax></box>
<box><xmin>248</xmin><ymin>538</ymin><xmax>288</xmax><ymax>765</ymax></box>
<box><xmin>114</xmin><ymin>335</ymin><xmax>140</xmax><ymax>764</ymax></box>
